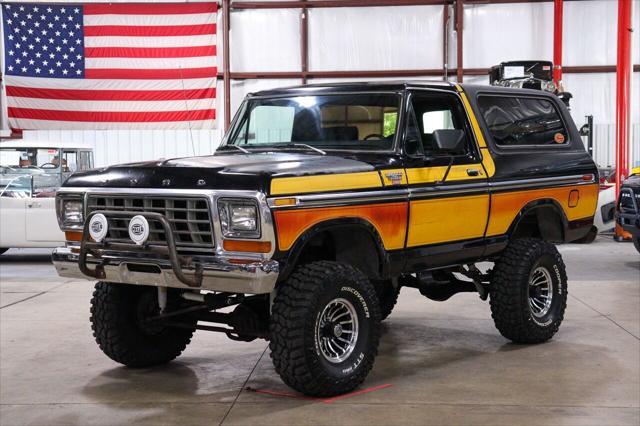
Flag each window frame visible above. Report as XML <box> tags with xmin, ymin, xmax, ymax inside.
<box><xmin>403</xmin><ymin>89</ymin><xmax>482</xmax><ymax>163</ymax></box>
<box><xmin>475</xmin><ymin>92</ymin><xmax>573</xmax><ymax>151</ymax></box>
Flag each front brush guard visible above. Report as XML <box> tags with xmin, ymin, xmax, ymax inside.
<box><xmin>78</xmin><ymin>210</ymin><xmax>204</xmax><ymax>288</ymax></box>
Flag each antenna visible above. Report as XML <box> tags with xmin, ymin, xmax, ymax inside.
<box><xmin>178</xmin><ymin>65</ymin><xmax>197</xmax><ymax>157</ymax></box>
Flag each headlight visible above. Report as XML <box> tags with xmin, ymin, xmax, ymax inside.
<box><xmin>61</xmin><ymin>199</ymin><xmax>84</xmax><ymax>226</ymax></box>
<box><xmin>218</xmin><ymin>198</ymin><xmax>260</xmax><ymax>238</ymax></box>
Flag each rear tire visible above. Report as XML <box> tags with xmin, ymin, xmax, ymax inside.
<box><xmin>489</xmin><ymin>238</ymin><xmax>567</xmax><ymax>344</ymax></box>
<box><xmin>90</xmin><ymin>282</ymin><xmax>196</xmax><ymax>367</ymax></box>
<box><xmin>270</xmin><ymin>261</ymin><xmax>381</xmax><ymax>397</ymax></box>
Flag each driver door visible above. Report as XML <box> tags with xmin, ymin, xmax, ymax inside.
<box><xmin>403</xmin><ymin>90</ymin><xmax>489</xmax><ymax>268</ymax></box>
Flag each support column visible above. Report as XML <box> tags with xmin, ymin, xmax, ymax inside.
<box><xmin>455</xmin><ymin>0</ymin><xmax>463</xmax><ymax>82</ymax></box>
<box><xmin>443</xmin><ymin>2</ymin><xmax>449</xmax><ymax>81</ymax></box>
<box><xmin>553</xmin><ymin>0</ymin><xmax>563</xmax><ymax>87</ymax></box>
<box><xmin>301</xmin><ymin>2</ymin><xmax>309</xmax><ymax>84</ymax></box>
<box><xmin>223</xmin><ymin>0</ymin><xmax>231</xmax><ymax>131</ymax></box>
<box><xmin>615</xmin><ymin>0</ymin><xmax>632</xmax><ymax>196</ymax></box>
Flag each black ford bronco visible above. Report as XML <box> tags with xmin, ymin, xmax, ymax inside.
<box><xmin>54</xmin><ymin>81</ymin><xmax>599</xmax><ymax>396</ymax></box>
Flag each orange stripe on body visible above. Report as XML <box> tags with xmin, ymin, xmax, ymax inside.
<box><xmin>273</xmin><ymin>202</ymin><xmax>408</xmax><ymax>251</ymax></box>
<box><xmin>487</xmin><ymin>184</ymin><xmax>599</xmax><ymax>236</ymax></box>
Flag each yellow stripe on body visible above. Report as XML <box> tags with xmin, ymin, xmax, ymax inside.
<box><xmin>270</xmin><ymin>171</ymin><xmax>382</xmax><ymax>196</ymax></box>
<box><xmin>405</xmin><ymin>164</ymin><xmax>486</xmax><ymax>184</ymax></box>
<box><xmin>455</xmin><ymin>84</ymin><xmax>496</xmax><ymax>178</ymax></box>
<box><xmin>406</xmin><ymin>194</ymin><xmax>490</xmax><ymax>246</ymax></box>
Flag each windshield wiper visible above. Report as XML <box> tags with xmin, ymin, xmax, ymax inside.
<box><xmin>218</xmin><ymin>144</ymin><xmax>249</xmax><ymax>154</ymax></box>
<box><xmin>288</xmin><ymin>143</ymin><xmax>326</xmax><ymax>155</ymax></box>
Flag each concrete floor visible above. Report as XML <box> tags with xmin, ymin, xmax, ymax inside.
<box><xmin>0</xmin><ymin>238</ymin><xmax>638</xmax><ymax>426</ymax></box>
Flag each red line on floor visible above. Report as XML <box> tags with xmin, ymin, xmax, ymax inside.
<box><xmin>245</xmin><ymin>383</ymin><xmax>393</xmax><ymax>404</ymax></box>
<box><xmin>322</xmin><ymin>383</ymin><xmax>393</xmax><ymax>404</ymax></box>
<box><xmin>245</xmin><ymin>387</ymin><xmax>315</xmax><ymax>400</ymax></box>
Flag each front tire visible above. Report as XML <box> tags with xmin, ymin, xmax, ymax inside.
<box><xmin>90</xmin><ymin>282</ymin><xmax>196</xmax><ymax>367</ymax></box>
<box><xmin>270</xmin><ymin>261</ymin><xmax>381</xmax><ymax>397</ymax></box>
<box><xmin>489</xmin><ymin>238</ymin><xmax>567</xmax><ymax>344</ymax></box>
<box><xmin>376</xmin><ymin>280</ymin><xmax>400</xmax><ymax>321</ymax></box>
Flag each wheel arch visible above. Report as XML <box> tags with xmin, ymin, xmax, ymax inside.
<box><xmin>507</xmin><ymin>198</ymin><xmax>569</xmax><ymax>243</ymax></box>
<box><xmin>276</xmin><ymin>218</ymin><xmax>389</xmax><ymax>283</ymax></box>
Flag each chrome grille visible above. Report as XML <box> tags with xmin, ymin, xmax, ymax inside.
<box><xmin>86</xmin><ymin>195</ymin><xmax>214</xmax><ymax>254</ymax></box>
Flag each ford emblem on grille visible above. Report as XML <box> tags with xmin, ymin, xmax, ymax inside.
<box><xmin>128</xmin><ymin>215</ymin><xmax>150</xmax><ymax>245</ymax></box>
<box><xmin>88</xmin><ymin>214</ymin><xmax>108</xmax><ymax>243</ymax></box>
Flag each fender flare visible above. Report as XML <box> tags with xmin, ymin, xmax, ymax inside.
<box><xmin>507</xmin><ymin>198</ymin><xmax>569</xmax><ymax>242</ymax></box>
<box><xmin>276</xmin><ymin>217</ymin><xmax>389</xmax><ymax>282</ymax></box>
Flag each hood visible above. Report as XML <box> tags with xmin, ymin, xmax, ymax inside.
<box><xmin>63</xmin><ymin>152</ymin><xmax>385</xmax><ymax>194</ymax></box>
<box><xmin>622</xmin><ymin>173</ymin><xmax>640</xmax><ymax>189</ymax></box>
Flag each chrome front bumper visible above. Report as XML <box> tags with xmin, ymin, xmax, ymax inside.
<box><xmin>53</xmin><ymin>246</ymin><xmax>279</xmax><ymax>294</ymax></box>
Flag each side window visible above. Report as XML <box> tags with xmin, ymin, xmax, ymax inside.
<box><xmin>78</xmin><ymin>151</ymin><xmax>93</xmax><ymax>171</ymax></box>
<box><xmin>62</xmin><ymin>151</ymin><xmax>78</xmax><ymax>172</ymax></box>
<box><xmin>405</xmin><ymin>92</ymin><xmax>472</xmax><ymax>157</ymax></box>
<box><xmin>477</xmin><ymin>95</ymin><xmax>568</xmax><ymax>147</ymax></box>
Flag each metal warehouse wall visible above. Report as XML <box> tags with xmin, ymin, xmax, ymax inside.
<box><xmin>3</xmin><ymin>0</ymin><xmax>640</xmax><ymax>168</ymax></box>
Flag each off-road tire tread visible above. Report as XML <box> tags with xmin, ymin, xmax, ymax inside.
<box><xmin>378</xmin><ymin>282</ymin><xmax>400</xmax><ymax>321</ymax></box>
<box><xmin>90</xmin><ymin>282</ymin><xmax>195</xmax><ymax>367</ymax></box>
<box><xmin>269</xmin><ymin>261</ymin><xmax>381</xmax><ymax>397</ymax></box>
<box><xmin>489</xmin><ymin>238</ymin><xmax>567</xmax><ymax>344</ymax></box>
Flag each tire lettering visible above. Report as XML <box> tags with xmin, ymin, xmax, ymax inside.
<box><xmin>553</xmin><ymin>264</ymin><xmax>563</xmax><ymax>295</ymax></box>
<box><xmin>341</xmin><ymin>286</ymin><xmax>370</xmax><ymax>318</ymax></box>
<box><xmin>342</xmin><ymin>352</ymin><xmax>364</xmax><ymax>374</ymax></box>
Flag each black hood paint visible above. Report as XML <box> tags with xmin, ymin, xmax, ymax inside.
<box><xmin>622</xmin><ymin>174</ymin><xmax>640</xmax><ymax>190</ymax></box>
<box><xmin>63</xmin><ymin>151</ymin><xmax>399</xmax><ymax>193</ymax></box>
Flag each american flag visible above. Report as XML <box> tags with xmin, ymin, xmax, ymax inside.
<box><xmin>2</xmin><ymin>2</ymin><xmax>217</xmax><ymax>130</ymax></box>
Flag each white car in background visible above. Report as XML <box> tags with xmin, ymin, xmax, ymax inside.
<box><xmin>0</xmin><ymin>140</ymin><xmax>94</xmax><ymax>254</ymax></box>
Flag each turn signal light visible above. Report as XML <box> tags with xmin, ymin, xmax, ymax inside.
<box><xmin>65</xmin><ymin>231</ymin><xmax>83</xmax><ymax>242</ymax></box>
<box><xmin>274</xmin><ymin>198</ymin><xmax>296</xmax><ymax>206</ymax></box>
<box><xmin>223</xmin><ymin>240</ymin><xmax>272</xmax><ymax>253</ymax></box>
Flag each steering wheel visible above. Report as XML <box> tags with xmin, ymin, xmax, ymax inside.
<box><xmin>40</xmin><ymin>163</ymin><xmax>58</xmax><ymax>169</ymax></box>
<box><xmin>363</xmin><ymin>133</ymin><xmax>385</xmax><ymax>140</ymax></box>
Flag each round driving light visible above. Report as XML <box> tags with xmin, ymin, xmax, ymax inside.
<box><xmin>88</xmin><ymin>214</ymin><xmax>108</xmax><ymax>243</ymax></box>
<box><xmin>128</xmin><ymin>215</ymin><xmax>150</xmax><ymax>245</ymax></box>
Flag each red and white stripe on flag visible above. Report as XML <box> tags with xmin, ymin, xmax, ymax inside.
<box><xmin>3</xmin><ymin>2</ymin><xmax>217</xmax><ymax>130</ymax></box>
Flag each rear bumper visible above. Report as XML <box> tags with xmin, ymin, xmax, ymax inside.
<box><xmin>53</xmin><ymin>246</ymin><xmax>279</xmax><ymax>294</ymax></box>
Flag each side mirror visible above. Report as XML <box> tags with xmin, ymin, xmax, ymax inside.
<box><xmin>433</xmin><ymin>129</ymin><xmax>465</xmax><ymax>153</ymax></box>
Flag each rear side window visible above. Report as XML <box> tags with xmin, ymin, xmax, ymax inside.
<box><xmin>477</xmin><ymin>95</ymin><xmax>568</xmax><ymax>147</ymax></box>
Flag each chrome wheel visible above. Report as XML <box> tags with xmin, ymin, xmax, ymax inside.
<box><xmin>528</xmin><ymin>266</ymin><xmax>553</xmax><ymax>321</ymax></box>
<box><xmin>316</xmin><ymin>298</ymin><xmax>359</xmax><ymax>363</ymax></box>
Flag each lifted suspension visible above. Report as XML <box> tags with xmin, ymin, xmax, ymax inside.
<box><xmin>147</xmin><ymin>290</ymin><xmax>270</xmax><ymax>341</ymax></box>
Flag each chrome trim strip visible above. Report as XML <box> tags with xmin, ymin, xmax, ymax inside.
<box><xmin>267</xmin><ymin>188</ymin><xmax>409</xmax><ymax>209</ymax></box>
<box><xmin>57</xmin><ymin>187</ymin><xmax>276</xmax><ymax>259</ymax></box>
<box><xmin>267</xmin><ymin>174</ymin><xmax>596</xmax><ymax>209</ymax></box>
<box><xmin>488</xmin><ymin>174</ymin><xmax>595</xmax><ymax>191</ymax></box>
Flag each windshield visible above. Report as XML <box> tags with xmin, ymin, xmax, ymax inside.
<box><xmin>0</xmin><ymin>148</ymin><xmax>62</xmax><ymax>173</ymax></box>
<box><xmin>226</xmin><ymin>93</ymin><xmax>401</xmax><ymax>151</ymax></box>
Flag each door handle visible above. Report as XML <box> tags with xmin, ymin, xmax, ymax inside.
<box><xmin>28</xmin><ymin>202</ymin><xmax>42</xmax><ymax>208</ymax></box>
<box><xmin>466</xmin><ymin>168</ymin><xmax>480</xmax><ymax>177</ymax></box>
